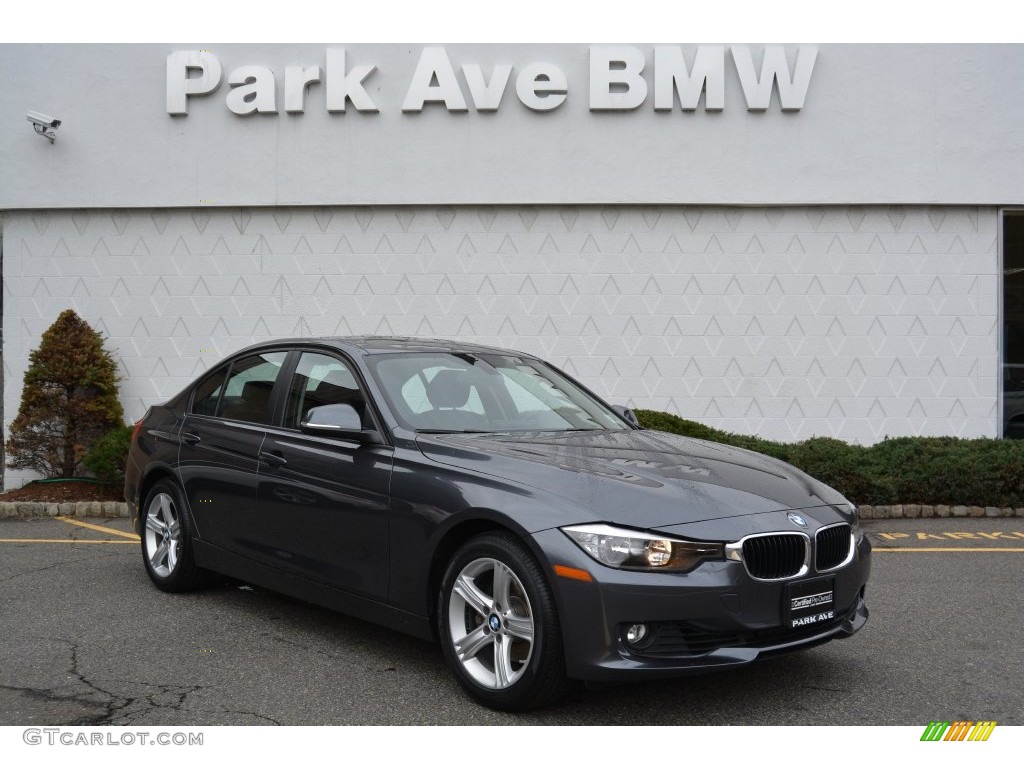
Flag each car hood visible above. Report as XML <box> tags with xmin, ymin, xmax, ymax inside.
<box><xmin>416</xmin><ymin>429</ymin><xmax>848</xmax><ymax>529</ymax></box>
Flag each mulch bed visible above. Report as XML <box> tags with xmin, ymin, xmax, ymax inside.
<box><xmin>0</xmin><ymin>480</ymin><xmax>123</xmax><ymax>503</ymax></box>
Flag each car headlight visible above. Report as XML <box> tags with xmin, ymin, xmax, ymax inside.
<box><xmin>841</xmin><ymin>500</ymin><xmax>863</xmax><ymax>541</ymax></box>
<box><xmin>561</xmin><ymin>523</ymin><xmax>724</xmax><ymax>572</ymax></box>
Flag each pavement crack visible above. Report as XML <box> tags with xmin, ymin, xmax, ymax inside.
<box><xmin>212</xmin><ymin>708</ymin><xmax>282</xmax><ymax>725</ymax></box>
<box><xmin>115</xmin><ymin>683</ymin><xmax>206</xmax><ymax>726</ymax></box>
<box><xmin>0</xmin><ymin>636</ymin><xmax>131</xmax><ymax>724</ymax></box>
<box><xmin>261</xmin><ymin>631</ymin><xmax>347</xmax><ymax>661</ymax></box>
<box><xmin>0</xmin><ymin>676</ymin><xmax>116</xmax><ymax>723</ymax></box>
<box><xmin>0</xmin><ymin>550</ymin><xmax>126</xmax><ymax>585</ymax></box>
<box><xmin>9</xmin><ymin>637</ymin><xmax>143</xmax><ymax>725</ymax></box>
<box><xmin>65</xmin><ymin>638</ymin><xmax>139</xmax><ymax>725</ymax></box>
<box><xmin>7</xmin><ymin>638</ymin><xmax>225</xmax><ymax>726</ymax></box>
<box><xmin>0</xmin><ymin>559</ymin><xmax>73</xmax><ymax>585</ymax></box>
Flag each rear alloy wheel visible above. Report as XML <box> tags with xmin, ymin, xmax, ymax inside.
<box><xmin>140</xmin><ymin>480</ymin><xmax>209</xmax><ymax>592</ymax></box>
<box><xmin>439</xmin><ymin>533</ymin><xmax>567</xmax><ymax>710</ymax></box>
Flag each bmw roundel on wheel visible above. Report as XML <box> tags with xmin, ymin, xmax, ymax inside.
<box><xmin>124</xmin><ymin>336</ymin><xmax>870</xmax><ymax>711</ymax></box>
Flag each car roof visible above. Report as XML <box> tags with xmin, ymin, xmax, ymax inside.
<box><xmin>233</xmin><ymin>336</ymin><xmax>535</xmax><ymax>358</ymax></box>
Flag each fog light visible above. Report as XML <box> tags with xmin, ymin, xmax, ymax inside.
<box><xmin>625</xmin><ymin>623</ymin><xmax>648</xmax><ymax>644</ymax></box>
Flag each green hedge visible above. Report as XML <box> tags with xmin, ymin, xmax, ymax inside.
<box><xmin>634</xmin><ymin>409</ymin><xmax>1024</xmax><ymax>507</ymax></box>
<box><xmin>83</xmin><ymin>425</ymin><xmax>133</xmax><ymax>486</ymax></box>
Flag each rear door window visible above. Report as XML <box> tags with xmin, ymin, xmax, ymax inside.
<box><xmin>192</xmin><ymin>366</ymin><xmax>228</xmax><ymax>417</ymax></box>
<box><xmin>201</xmin><ymin>351</ymin><xmax>287</xmax><ymax>424</ymax></box>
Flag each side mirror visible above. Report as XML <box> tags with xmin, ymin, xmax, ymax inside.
<box><xmin>611</xmin><ymin>405</ymin><xmax>640</xmax><ymax>428</ymax></box>
<box><xmin>300</xmin><ymin>404</ymin><xmax>381</xmax><ymax>443</ymax></box>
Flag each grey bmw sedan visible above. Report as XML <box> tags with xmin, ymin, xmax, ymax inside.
<box><xmin>125</xmin><ymin>336</ymin><xmax>870</xmax><ymax>710</ymax></box>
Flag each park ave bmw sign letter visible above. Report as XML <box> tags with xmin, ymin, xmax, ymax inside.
<box><xmin>166</xmin><ymin>45</ymin><xmax>818</xmax><ymax>116</ymax></box>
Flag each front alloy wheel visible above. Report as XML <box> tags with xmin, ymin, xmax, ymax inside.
<box><xmin>439</xmin><ymin>533</ymin><xmax>567</xmax><ymax>710</ymax></box>
<box><xmin>448</xmin><ymin>557</ymin><xmax>535</xmax><ymax>689</ymax></box>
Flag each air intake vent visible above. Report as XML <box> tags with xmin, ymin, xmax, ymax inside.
<box><xmin>741</xmin><ymin>534</ymin><xmax>807</xmax><ymax>580</ymax></box>
<box><xmin>816</xmin><ymin>524</ymin><xmax>852</xmax><ymax>571</ymax></box>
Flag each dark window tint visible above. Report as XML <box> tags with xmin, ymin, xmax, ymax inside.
<box><xmin>192</xmin><ymin>366</ymin><xmax>229</xmax><ymax>416</ymax></box>
<box><xmin>215</xmin><ymin>351</ymin><xmax>288</xmax><ymax>424</ymax></box>
<box><xmin>285</xmin><ymin>352</ymin><xmax>370</xmax><ymax>429</ymax></box>
<box><xmin>1005</xmin><ymin>213</ymin><xmax>1024</xmax><ymax>438</ymax></box>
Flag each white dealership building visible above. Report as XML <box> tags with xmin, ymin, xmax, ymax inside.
<box><xmin>1</xmin><ymin>44</ymin><xmax>1023</xmax><ymax>487</ymax></box>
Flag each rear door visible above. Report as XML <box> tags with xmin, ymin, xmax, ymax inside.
<box><xmin>253</xmin><ymin>350</ymin><xmax>393</xmax><ymax>600</ymax></box>
<box><xmin>177</xmin><ymin>350</ymin><xmax>288</xmax><ymax>553</ymax></box>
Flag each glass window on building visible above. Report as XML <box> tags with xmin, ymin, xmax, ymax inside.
<box><xmin>1003</xmin><ymin>213</ymin><xmax>1024</xmax><ymax>438</ymax></box>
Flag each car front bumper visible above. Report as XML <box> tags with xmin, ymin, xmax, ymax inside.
<box><xmin>531</xmin><ymin>521</ymin><xmax>871</xmax><ymax>682</ymax></box>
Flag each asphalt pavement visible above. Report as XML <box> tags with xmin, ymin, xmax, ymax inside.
<box><xmin>0</xmin><ymin>515</ymin><xmax>1021</xmax><ymax>725</ymax></box>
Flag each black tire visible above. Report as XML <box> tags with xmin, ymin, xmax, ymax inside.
<box><xmin>438</xmin><ymin>532</ymin><xmax>567</xmax><ymax>711</ymax></box>
<box><xmin>139</xmin><ymin>480</ymin><xmax>210</xmax><ymax>593</ymax></box>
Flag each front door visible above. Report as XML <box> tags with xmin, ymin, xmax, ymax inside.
<box><xmin>254</xmin><ymin>351</ymin><xmax>393</xmax><ymax>600</ymax></box>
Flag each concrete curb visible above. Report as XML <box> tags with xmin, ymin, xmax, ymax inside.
<box><xmin>859</xmin><ymin>505</ymin><xmax>1024</xmax><ymax>519</ymax></box>
<box><xmin>0</xmin><ymin>501</ymin><xmax>129</xmax><ymax>519</ymax></box>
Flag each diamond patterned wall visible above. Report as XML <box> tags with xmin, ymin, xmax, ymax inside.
<box><xmin>2</xmin><ymin>205</ymin><xmax>999</xmax><ymax>486</ymax></box>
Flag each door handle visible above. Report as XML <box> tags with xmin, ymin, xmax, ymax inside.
<box><xmin>182</xmin><ymin>432</ymin><xmax>201</xmax><ymax>445</ymax></box>
<box><xmin>259</xmin><ymin>451</ymin><xmax>287</xmax><ymax>469</ymax></box>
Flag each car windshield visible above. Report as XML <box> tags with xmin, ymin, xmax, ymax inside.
<box><xmin>367</xmin><ymin>352</ymin><xmax>630</xmax><ymax>433</ymax></box>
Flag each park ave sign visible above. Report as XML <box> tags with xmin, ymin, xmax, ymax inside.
<box><xmin>166</xmin><ymin>45</ymin><xmax>818</xmax><ymax>116</ymax></box>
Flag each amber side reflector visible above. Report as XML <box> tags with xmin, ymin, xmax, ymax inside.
<box><xmin>554</xmin><ymin>564</ymin><xmax>594</xmax><ymax>582</ymax></box>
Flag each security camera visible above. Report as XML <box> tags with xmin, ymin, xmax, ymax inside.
<box><xmin>27</xmin><ymin>111</ymin><xmax>61</xmax><ymax>143</ymax></box>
